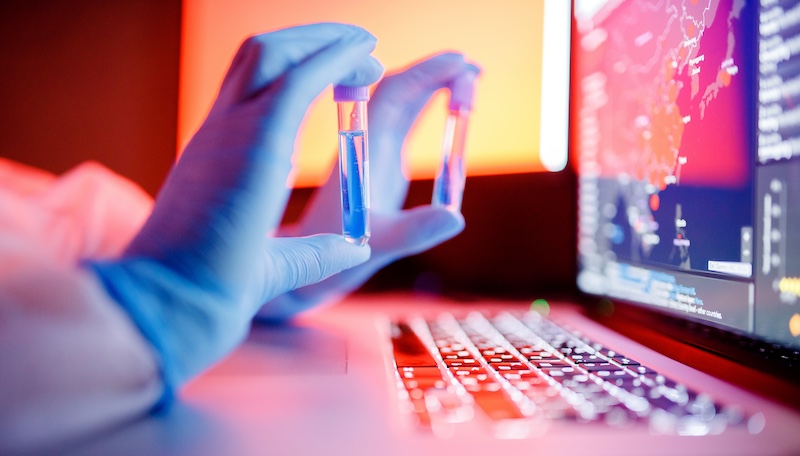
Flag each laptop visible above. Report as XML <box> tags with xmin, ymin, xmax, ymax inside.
<box><xmin>68</xmin><ymin>1</ymin><xmax>800</xmax><ymax>455</ymax></box>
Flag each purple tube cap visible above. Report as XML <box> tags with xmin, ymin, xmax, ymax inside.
<box><xmin>449</xmin><ymin>70</ymin><xmax>479</xmax><ymax>111</ymax></box>
<box><xmin>333</xmin><ymin>85</ymin><xmax>370</xmax><ymax>102</ymax></box>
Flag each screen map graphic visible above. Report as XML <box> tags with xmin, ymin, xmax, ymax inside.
<box><xmin>575</xmin><ymin>0</ymin><xmax>753</xmax><ymax>276</ymax></box>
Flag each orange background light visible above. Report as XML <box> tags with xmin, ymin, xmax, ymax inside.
<box><xmin>180</xmin><ymin>0</ymin><xmax>546</xmax><ymax>187</ymax></box>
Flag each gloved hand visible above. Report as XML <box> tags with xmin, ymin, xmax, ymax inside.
<box><xmin>86</xmin><ymin>23</ymin><xmax>384</xmax><ymax>405</ymax></box>
<box><xmin>256</xmin><ymin>52</ymin><xmax>481</xmax><ymax>321</ymax></box>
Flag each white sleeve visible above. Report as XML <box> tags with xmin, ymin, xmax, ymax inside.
<box><xmin>0</xmin><ymin>160</ymin><xmax>160</xmax><ymax>453</ymax></box>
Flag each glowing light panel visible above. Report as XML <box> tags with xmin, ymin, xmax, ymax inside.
<box><xmin>180</xmin><ymin>0</ymin><xmax>560</xmax><ymax>187</ymax></box>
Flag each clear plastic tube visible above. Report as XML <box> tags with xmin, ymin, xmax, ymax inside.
<box><xmin>433</xmin><ymin>109</ymin><xmax>470</xmax><ymax>211</ymax></box>
<box><xmin>433</xmin><ymin>72</ymin><xmax>477</xmax><ymax>212</ymax></box>
<box><xmin>334</xmin><ymin>85</ymin><xmax>370</xmax><ymax>246</ymax></box>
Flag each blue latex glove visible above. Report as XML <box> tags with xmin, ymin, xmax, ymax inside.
<box><xmin>257</xmin><ymin>53</ymin><xmax>481</xmax><ymax>321</ymax></box>
<box><xmin>86</xmin><ymin>23</ymin><xmax>384</xmax><ymax>405</ymax></box>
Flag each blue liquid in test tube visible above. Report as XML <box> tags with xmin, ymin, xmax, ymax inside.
<box><xmin>334</xmin><ymin>85</ymin><xmax>370</xmax><ymax>246</ymax></box>
<box><xmin>339</xmin><ymin>130</ymin><xmax>369</xmax><ymax>245</ymax></box>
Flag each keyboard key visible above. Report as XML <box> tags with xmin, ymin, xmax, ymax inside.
<box><xmin>444</xmin><ymin>358</ymin><xmax>478</xmax><ymax>367</ymax></box>
<box><xmin>626</xmin><ymin>365</ymin><xmax>658</xmax><ymax>376</ymax></box>
<box><xmin>531</xmin><ymin>360</ymin><xmax>572</xmax><ymax>368</ymax></box>
<box><xmin>541</xmin><ymin>366</ymin><xmax>583</xmax><ymax>377</ymax></box>
<box><xmin>527</xmin><ymin>354</ymin><xmax>564</xmax><ymax>363</ymax></box>
<box><xmin>581</xmin><ymin>362</ymin><xmax>624</xmax><ymax>372</ymax></box>
<box><xmin>391</xmin><ymin>322</ymin><xmax>438</xmax><ymax>367</ymax></box>
<box><xmin>471</xmin><ymin>391</ymin><xmax>528</xmax><ymax>420</ymax></box>
<box><xmin>611</xmin><ymin>356</ymin><xmax>640</xmax><ymax>366</ymax></box>
<box><xmin>569</xmin><ymin>354</ymin><xmax>607</xmax><ymax>363</ymax></box>
<box><xmin>489</xmin><ymin>362</ymin><xmax>529</xmax><ymax>371</ymax></box>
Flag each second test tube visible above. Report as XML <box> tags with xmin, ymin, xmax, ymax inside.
<box><xmin>335</xmin><ymin>85</ymin><xmax>370</xmax><ymax>246</ymax></box>
<box><xmin>433</xmin><ymin>71</ymin><xmax>478</xmax><ymax>212</ymax></box>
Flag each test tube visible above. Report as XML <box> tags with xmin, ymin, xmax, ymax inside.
<box><xmin>433</xmin><ymin>72</ymin><xmax>478</xmax><ymax>211</ymax></box>
<box><xmin>334</xmin><ymin>85</ymin><xmax>370</xmax><ymax>246</ymax></box>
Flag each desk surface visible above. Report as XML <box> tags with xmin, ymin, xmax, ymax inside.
<box><xmin>65</xmin><ymin>293</ymin><xmax>800</xmax><ymax>456</ymax></box>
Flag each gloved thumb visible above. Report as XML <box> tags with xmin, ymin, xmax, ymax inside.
<box><xmin>254</xmin><ymin>206</ymin><xmax>464</xmax><ymax>323</ymax></box>
<box><xmin>372</xmin><ymin>205</ymin><xmax>465</xmax><ymax>263</ymax></box>
<box><xmin>258</xmin><ymin>234</ymin><xmax>371</xmax><ymax>302</ymax></box>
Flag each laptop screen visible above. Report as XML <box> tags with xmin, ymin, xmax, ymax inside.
<box><xmin>572</xmin><ymin>0</ymin><xmax>800</xmax><ymax>349</ymax></box>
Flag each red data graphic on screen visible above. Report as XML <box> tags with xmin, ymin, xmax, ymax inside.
<box><xmin>575</xmin><ymin>0</ymin><xmax>750</xmax><ymax>193</ymax></box>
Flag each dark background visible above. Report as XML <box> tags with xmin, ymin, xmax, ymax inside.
<box><xmin>0</xmin><ymin>0</ymin><xmax>181</xmax><ymax>196</ymax></box>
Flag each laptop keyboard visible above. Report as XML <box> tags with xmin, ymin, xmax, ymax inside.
<box><xmin>391</xmin><ymin>310</ymin><xmax>750</xmax><ymax>437</ymax></box>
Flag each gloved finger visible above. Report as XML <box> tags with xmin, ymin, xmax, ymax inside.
<box><xmin>254</xmin><ymin>234</ymin><xmax>371</xmax><ymax>305</ymax></box>
<box><xmin>256</xmin><ymin>205</ymin><xmax>463</xmax><ymax>322</ymax></box>
<box><xmin>301</xmin><ymin>53</ymin><xmax>477</xmax><ymax>226</ymax></box>
<box><xmin>369</xmin><ymin>53</ymin><xmax>480</xmax><ymax>211</ymax></box>
<box><xmin>371</xmin><ymin>53</ymin><xmax>474</xmax><ymax>137</ymax></box>
<box><xmin>264</xmin><ymin>27</ymin><xmax>383</xmax><ymax>135</ymax></box>
<box><xmin>197</xmin><ymin>28</ymin><xmax>381</xmax><ymax>236</ymax></box>
<box><xmin>248</xmin><ymin>30</ymin><xmax>381</xmax><ymax>230</ymax></box>
<box><xmin>213</xmin><ymin>23</ymin><xmax>383</xmax><ymax>115</ymax></box>
<box><xmin>154</xmin><ymin>24</ymin><xmax>382</xmax><ymax>276</ymax></box>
